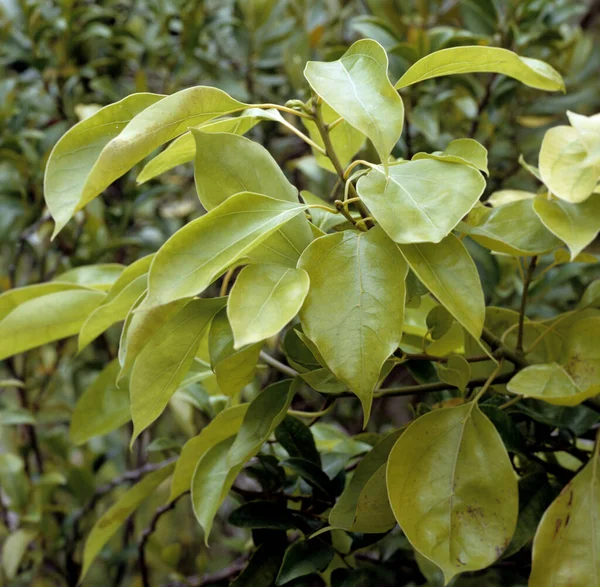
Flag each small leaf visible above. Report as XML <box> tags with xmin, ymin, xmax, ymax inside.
<box><xmin>44</xmin><ymin>93</ymin><xmax>164</xmax><ymax>236</ymax></box>
<box><xmin>70</xmin><ymin>360</ymin><xmax>130</xmax><ymax>445</ymax></box>
<box><xmin>146</xmin><ymin>192</ymin><xmax>308</xmax><ymax>306</ymax></box>
<box><xmin>2</xmin><ymin>528</ymin><xmax>37</xmax><ymax>579</ymax></box>
<box><xmin>436</xmin><ymin>356</ymin><xmax>472</xmax><ymax>393</ymax></box>
<box><xmin>169</xmin><ymin>404</ymin><xmax>248</xmax><ymax>501</ymax></box>
<box><xmin>81</xmin><ymin>462</ymin><xmax>175</xmax><ymax>580</ymax></box>
<box><xmin>276</xmin><ymin>539</ymin><xmax>335</xmax><ymax>585</ymax></box>
<box><xmin>529</xmin><ymin>447</ymin><xmax>600</xmax><ymax>587</ymax></box>
<box><xmin>0</xmin><ymin>289</ymin><xmax>104</xmax><ymax>360</ymax></box>
<box><xmin>304</xmin><ymin>39</ymin><xmax>404</xmax><ymax>166</ymax></box>
<box><xmin>533</xmin><ymin>194</ymin><xmax>600</xmax><ymax>260</ymax></box>
<box><xmin>130</xmin><ymin>298</ymin><xmax>225</xmax><ymax>441</ymax></box>
<box><xmin>387</xmin><ymin>402</ymin><xmax>518</xmax><ymax>583</ymax></box>
<box><xmin>395</xmin><ymin>46</ymin><xmax>564</xmax><ymax>92</ymax></box>
<box><xmin>398</xmin><ymin>234</ymin><xmax>486</xmax><ymax>342</ymax></box>
<box><xmin>228</xmin><ymin>264</ymin><xmax>310</xmax><ymax>348</ymax></box>
<box><xmin>507</xmin><ymin>363</ymin><xmax>597</xmax><ymax>406</ymax></box>
<box><xmin>413</xmin><ymin>138</ymin><xmax>488</xmax><ymax>175</ymax></box>
<box><xmin>357</xmin><ymin>159</ymin><xmax>485</xmax><ymax>244</ymax></box>
<box><xmin>299</xmin><ymin>227</ymin><xmax>408</xmax><ymax>423</ymax></box>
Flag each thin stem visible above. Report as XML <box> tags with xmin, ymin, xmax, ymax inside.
<box><xmin>259</xmin><ymin>350</ymin><xmax>298</xmax><ymax>378</ymax></box>
<box><xmin>471</xmin><ymin>360</ymin><xmax>504</xmax><ymax>403</ymax></box>
<box><xmin>517</xmin><ymin>256</ymin><xmax>538</xmax><ymax>353</ymax></box>
<box><xmin>220</xmin><ymin>268</ymin><xmax>235</xmax><ymax>297</ymax></box>
<box><xmin>334</xmin><ymin>199</ymin><xmax>363</xmax><ymax>229</ymax></box>
<box><xmin>276</xmin><ymin>117</ymin><xmax>327</xmax><ymax>155</ymax></box>
<box><xmin>481</xmin><ymin>327</ymin><xmax>529</xmax><ymax>369</ymax></box>
<box><xmin>255</xmin><ymin>103</ymin><xmax>314</xmax><ymax>120</ymax></box>
<box><xmin>288</xmin><ymin>402</ymin><xmax>335</xmax><ymax>419</ymax></box>
<box><xmin>499</xmin><ymin>395</ymin><xmax>522</xmax><ymax>410</ymax></box>
<box><xmin>327</xmin><ymin>116</ymin><xmax>344</xmax><ymax>131</ymax></box>
<box><xmin>343</xmin><ymin>159</ymin><xmax>376</xmax><ymax>179</ymax></box>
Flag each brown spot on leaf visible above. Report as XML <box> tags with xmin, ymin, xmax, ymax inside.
<box><xmin>553</xmin><ymin>518</ymin><xmax>562</xmax><ymax>538</ymax></box>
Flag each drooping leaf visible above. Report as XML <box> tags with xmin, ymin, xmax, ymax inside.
<box><xmin>357</xmin><ymin>159</ymin><xmax>485</xmax><ymax>244</ymax></box>
<box><xmin>304</xmin><ymin>39</ymin><xmax>404</xmax><ymax>166</ymax></box>
<box><xmin>146</xmin><ymin>192</ymin><xmax>309</xmax><ymax>306</ymax></box>
<box><xmin>276</xmin><ymin>539</ymin><xmax>335</xmax><ymax>585</ymax></box>
<box><xmin>529</xmin><ymin>448</ymin><xmax>600</xmax><ymax>587</ymax></box>
<box><xmin>44</xmin><ymin>93</ymin><xmax>164</xmax><ymax>236</ymax></box>
<box><xmin>0</xmin><ymin>289</ymin><xmax>105</xmax><ymax>360</ymax></box>
<box><xmin>209</xmin><ymin>308</ymin><xmax>262</xmax><ymax>396</ymax></box>
<box><xmin>298</xmin><ymin>227</ymin><xmax>408</xmax><ymax>423</ymax></box>
<box><xmin>80</xmin><ymin>462</ymin><xmax>175</xmax><ymax>580</ymax></box>
<box><xmin>70</xmin><ymin>360</ymin><xmax>130</xmax><ymax>445</ymax></box>
<box><xmin>228</xmin><ymin>264</ymin><xmax>310</xmax><ymax>348</ymax></box>
<box><xmin>539</xmin><ymin>125</ymin><xmax>600</xmax><ymax>204</ymax></box>
<box><xmin>130</xmin><ymin>298</ymin><xmax>225</xmax><ymax>441</ymax></box>
<box><xmin>533</xmin><ymin>194</ymin><xmax>600</xmax><ymax>260</ymax></box>
<box><xmin>397</xmin><ymin>234</ymin><xmax>485</xmax><ymax>342</ymax></box>
<box><xmin>191</xmin><ymin>380</ymin><xmax>295</xmax><ymax>542</ymax></box>
<box><xmin>460</xmin><ymin>199</ymin><xmax>562</xmax><ymax>256</ymax></box>
<box><xmin>169</xmin><ymin>404</ymin><xmax>248</xmax><ymax>501</ymax></box>
<box><xmin>387</xmin><ymin>402</ymin><xmax>518</xmax><ymax>583</ymax></box>
<box><xmin>507</xmin><ymin>363</ymin><xmax>598</xmax><ymax>406</ymax></box>
<box><xmin>395</xmin><ymin>46</ymin><xmax>565</xmax><ymax>92</ymax></box>
<box><xmin>330</xmin><ymin>430</ymin><xmax>401</xmax><ymax>532</ymax></box>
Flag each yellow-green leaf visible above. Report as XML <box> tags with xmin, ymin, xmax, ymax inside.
<box><xmin>146</xmin><ymin>192</ymin><xmax>309</xmax><ymax>306</ymax></box>
<box><xmin>2</xmin><ymin>528</ymin><xmax>37</xmax><ymax>579</ymax></box>
<box><xmin>564</xmin><ymin>316</ymin><xmax>600</xmax><ymax>393</ymax></box>
<box><xmin>398</xmin><ymin>234</ymin><xmax>485</xmax><ymax>342</ymax></box>
<box><xmin>80</xmin><ymin>462</ymin><xmax>175</xmax><ymax>580</ymax></box>
<box><xmin>387</xmin><ymin>402</ymin><xmax>518</xmax><ymax>583</ymax></box>
<box><xmin>169</xmin><ymin>404</ymin><xmax>248</xmax><ymax>501</ymax></box>
<box><xmin>55</xmin><ymin>264</ymin><xmax>124</xmax><ymax>291</ymax></box>
<box><xmin>130</xmin><ymin>298</ymin><xmax>225</xmax><ymax>441</ymax></box>
<box><xmin>0</xmin><ymin>289</ymin><xmax>105</xmax><ymax>360</ymax></box>
<box><xmin>437</xmin><ymin>356</ymin><xmax>472</xmax><ymax>393</ymax></box>
<box><xmin>228</xmin><ymin>264</ymin><xmax>310</xmax><ymax>348</ymax></box>
<box><xmin>357</xmin><ymin>159</ymin><xmax>485</xmax><ymax>244</ymax></box>
<box><xmin>299</xmin><ymin>227</ymin><xmax>408</xmax><ymax>423</ymax></box>
<box><xmin>395</xmin><ymin>46</ymin><xmax>565</xmax><ymax>92</ymax></box>
<box><xmin>413</xmin><ymin>138</ymin><xmax>488</xmax><ymax>175</ymax></box>
<box><xmin>44</xmin><ymin>93</ymin><xmax>164</xmax><ymax>236</ymax></box>
<box><xmin>70</xmin><ymin>359</ymin><xmax>130</xmax><ymax>445</ymax></box>
<box><xmin>304</xmin><ymin>39</ymin><xmax>404</xmax><ymax>166</ymax></box>
<box><xmin>529</xmin><ymin>447</ymin><xmax>600</xmax><ymax>587</ymax></box>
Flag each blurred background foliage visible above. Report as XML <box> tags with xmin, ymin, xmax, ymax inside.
<box><xmin>1</xmin><ymin>0</ymin><xmax>599</xmax><ymax>585</ymax></box>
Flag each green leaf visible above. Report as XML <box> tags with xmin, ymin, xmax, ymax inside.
<box><xmin>230</xmin><ymin>543</ymin><xmax>285</xmax><ymax>587</ymax></box>
<box><xmin>191</xmin><ymin>380</ymin><xmax>295</xmax><ymax>542</ymax></box>
<box><xmin>529</xmin><ymin>447</ymin><xmax>600</xmax><ymax>587</ymax></box>
<box><xmin>192</xmin><ymin>129</ymin><xmax>313</xmax><ymax>267</ymax></box>
<box><xmin>0</xmin><ymin>289</ymin><xmax>105</xmax><ymax>360</ymax></box>
<box><xmin>398</xmin><ymin>234</ymin><xmax>486</xmax><ymax>342</ymax></box>
<box><xmin>413</xmin><ymin>138</ymin><xmax>488</xmax><ymax>175</ymax></box>
<box><xmin>580</xmin><ymin>280</ymin><xmax>600</xmax><ymax>309</ymax></box>
<box><xmin>539</xmin><ymin>125</ymin><xmax>600</xmax><ymax>204</ymax></box>
<box><xmin>229</xmin><ymin>501</ymin><xmax>301</xmax><ymax>531</ymax></box>
<box><xmin>436</xmin><ymin>356</ymin><xmax>472</xmax><ymax>393</ymax></box>
<box><xmin>533</xmin><ymin>194</ymin><xmax>600</xmax><ymax>260</ymax></box>
<box><xmin>356</xmin><ymin>159</ymin><xmax>485</xmax><ymax>244</ymax></box>
<box><xmin>507</xmin><ymin>363</ymin><xmax>597</xmax><ymax>406</ymax></box>
<box><xmin>460</xmin><ymin>199</ymin><xmax>562</xmax><ymax>256</ymax></box>
<box><xmin>0</xmin><ymin>454</ymin><xmax>29</xmax><ymax>510</ymax></box>
<box><xmin>56</xmin><ymin>264</ymin><xmax>124</xmax><ymax>291</ymax></box>
<box><xmin>136</xmin><ymin>110</ymin><xmax>264</xmax><ymax>184</ymax></box>
<box><xmin>395</xmin><ymin>46</ymin><xmax>565</xmax><ymax>92</ymax></box>
<box><xmin>80</xmin><ymin>462</ymin><xmax>175</xmax><ymax>580</ymax></box>
<box><xmin>564</xmin><ymin>316</ymin><xmax>600</xmax><ymax>393</ymax></box>
<box><xmin>301</xmin><ymin>102</ymin><xmax>365</xmax><ymax>173</ymax></box>
<box><xmin>304</xmin><ymin>39</ymin><xmax>404</xmax><ymax>166</ymax></box>
<box><xmin>301</xmin><ymin>191</ymin><xmax>345</xmax><ymax>233</ymax></box>
<box><xmin>2</xmin><ymin>528</ymin><xmax>37</xmax><ymax>579</ymax></box>
<box><xmin>130</xmin><ymin>298</ymin><xmax>225</xmax><ymax>441</ymax></box>
<box><xmin>44</xmin><ymin>93</ymin><xmax>164</xmax><ymax>236</ymax></box>
<box><xmin>228</xmin><ymin>264</ymin><xmax>310</xmax><ymax>348</ymax></box>
<box><xmin>329</xmin><ymin>430</ymin><xmax>401</xmax><ymax>532</ymax></box>
<box><xmin>298</xmin><ymin>227</ymin><xmax>408</xmax><ymax>423</ymax></box>
<box><xmin>146</xmin><ymin>192</ymin><xmax>309</xmax><ymax>306</ymax></box>
<box><xmin>282</xmin><ymin>457</ymin><xmax>336</xmax><ymax>495</ymax></box>
<box><xmin>70</xmin><ymin>360</ymin><xmax>130</xmax><ymax>445</ymax></box>
<box><xmin>276</xmin><ymin>539</ymin><xmax>335</xmax><ymax>585</ymax></box>
<box><xmin>169</xmin><ymin>404</ymin><xmax>248</xmax><ymax>501</ymax></box>
<box><xmin>275</xmin><ymin>415</ymin><xmax>321</xmax><ymax>466</ymax></box>
<box><xmin>387</xmin><ymin>402</ymin><xmax>518</xmax><ymax>583</ymax></box>
<box><xmin>209</xmin><ymin>308</ymin><xmax>262</xmax><ymax>396</ymax></box>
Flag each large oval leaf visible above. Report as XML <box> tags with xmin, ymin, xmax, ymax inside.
<box><xmin>357</xmin><ymin>159</ymin><xmax>485</xmax><ymax>244</ymax></box>
<box><xmin>44</xmin><ymin>93</ymin><xmax>164</xmax><ymax>236</ymax></box>
<box><xmin>304</xmin><ymin>39</ymin><xmax>404</xmax><ymax>166</ymax></box>
<box><xmin>395</xmin><ymin>46</ymin><xmax>564</xmax><ymax>92</ymax></box>
<box><xmin>228</xmin><ymin>264</ymin><xmax>310</xmax><ymax>348</ymax></box>
<box><xmin>298</xmin><ymin>227</ymin><xmax>408</xmax><ymax>423</ymax></box>
<box><xmin>387</xmin><ymin>402</ymin><xmax>518</xmax><ymax>583</ymax></box>
<box><xmin>529</xmin><ymin>447</ymin><xmax>600</xmax><ymax>587</ymax></box>
<box><xmin>146</xmin><ymin>192</ymin><xmax>308</xmax><ymax>306</ymax></box>
<box><xmin>397</xmin><ymin>234</ymin><xmax>485</xmax><ymax>342</ymax></box>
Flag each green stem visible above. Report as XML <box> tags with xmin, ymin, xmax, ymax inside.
<box><xmin>481</xmin><ymin>327</ymin><xmax>529</xmax><ymax>369</ymax></box>
<box><xmin>259</xmin><ymin>351</ymin><xmax>298</xmax><ymax>378</ymax></box>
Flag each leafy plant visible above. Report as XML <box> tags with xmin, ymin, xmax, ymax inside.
<box><xmin>2</xmin><ymin>25</ymin><xmax>600</xmax><ymax>587</ymax></box>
